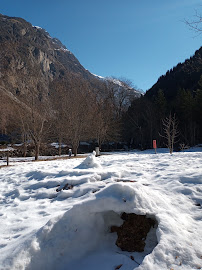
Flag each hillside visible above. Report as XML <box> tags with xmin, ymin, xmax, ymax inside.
<box><xmin>0</xmin><ymin>14</ymin><xmax>141</xmax><ymax>105</ymax></box>
<box><xmin>0</xmin><ymin>14</ymin><xmax>93</xmax><ymax>102</ymax></box>
<box><xmin>123</xmin><ymin>46</ymin><xmax>202</xmax><ymax>150</ymax></box>
<box><xmin>145</xmin><ymin>47</ymin><xmax>202</xmax><ymax>100</ymax></box>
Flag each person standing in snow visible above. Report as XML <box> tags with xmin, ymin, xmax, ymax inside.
<box><xmin>68</xmin><ymin>148</ymin><xmax>72</xmax><ymax>158</ymax></box>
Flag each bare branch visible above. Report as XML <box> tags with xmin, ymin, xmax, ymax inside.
<box><xmin>160</xmin><ymin>113</ymin><xmax>179</xmax><ymax>154</ymax></box>
<box><xmin>184</xmin><ymin>9</ymin><xmax>202</xmax><ymax>35</ymax></box>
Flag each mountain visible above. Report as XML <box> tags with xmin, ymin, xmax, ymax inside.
<box><xmin>0</xmin><ymin>14</ymin><xmax>141</xmax><ymax>106</ymax></box>
<box><xmin>0</xmin><ymin>14</ymin><xmax>93</xmax><ymax>102</ymax></box>
<box><xmin>145</xmin><ymin>47</ymin><xmax>202</xmax><ymax>100</ymax></box>
<box><xmin>123</xmin><ymin>46</ymin><xmax>202</xmax><ymax>150</ymax></box>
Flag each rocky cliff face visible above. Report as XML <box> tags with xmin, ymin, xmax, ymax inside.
<box><xmin>0</xmin><ymin>14</ymin><xmax>141</xmax><ymax>107</ymax></box>
<box><xmin>0</xmin><ymin>14</ymin><xmax>95</xmax><ymax>103</ymax></box>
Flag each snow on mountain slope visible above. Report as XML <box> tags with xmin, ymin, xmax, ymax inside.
<box><xmin>0</xmin><ymin>149</ymin><xmax>202</xmax><ymax>270</ymax></box>
<box><xmin>92</xmin><ymin>74</ymin><xmax>143</xmax><ymax>96</ymax></box>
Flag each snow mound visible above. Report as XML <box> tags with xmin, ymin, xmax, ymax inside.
<box><xmin>8</xmin><ymin>184</ymin><xmax>158</xmax><ymax>270</ymax></box>
<box><xmin>1</xmin><ymin>150</ymin><xmax>202</xmax><ymax>270</ymax></box>
<box><xmin>76</xmin><ymin>151</ymin><xmax>102</xmax><ymax>169</ymax></box>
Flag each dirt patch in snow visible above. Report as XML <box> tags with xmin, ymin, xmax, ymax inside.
<box><xmin>111</xmin><ymin>212</ymin><xmax>156</xmax><ymax>252</ymax></box>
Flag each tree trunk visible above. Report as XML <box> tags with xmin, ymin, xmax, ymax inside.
<box><xmin>73</xmin><ymin>146</ymin><xmax>77</xmax><ymax>157</ymax></box>
<box><xmin>22</xmin><ymin>133</ymin><xmax>27</xmax><ymax>157</ymax></box>
<box><xmin>72</xmin><ymin>140</ymin><xmax>79</xmax><ymax>157</ymax></box>
<box><xmin>6</xmin><ymin>151</ymin><xmax>9</xmax><ymax>166</ymax></box>
<box><xmin>35</xmin><ymin>142</ymin><xmax>40</xmax><ymax>161</ymax></box>
<box><xmin>58</xmin><ymin>136</ymin><xmax>62</xmax><ymax>156</ymax></box>
<box><xmin>99</xmin><ymin>141</ymin><xmax>102</xmax><ymax>150</ymax></box>
<box><xmin>23</xmin><ymin>143</ymin><xmax>27</xmax><ymax>157</ymax></box>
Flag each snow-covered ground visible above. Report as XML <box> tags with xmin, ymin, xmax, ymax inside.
<box><xmin>0</xmin><ymin>149</ymin><xmax>202</xmax><ymax>270</ymax></box>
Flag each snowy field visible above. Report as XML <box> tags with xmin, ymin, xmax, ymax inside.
<box><xmin>0</xmin><ymin>149</ymin><xmax>202</xmax><ymax>270</ymax></box>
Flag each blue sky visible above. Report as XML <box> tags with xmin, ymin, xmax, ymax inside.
<box><xmin>1</xmin><ymin>0</ymin><xmax>202</xmax><ymax>91</ymax></box>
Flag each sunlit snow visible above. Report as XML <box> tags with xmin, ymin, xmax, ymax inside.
<box><xmin>0</xmin><ymin>148</ymin><xmax>202</xmax><ymax>270</ymax></box>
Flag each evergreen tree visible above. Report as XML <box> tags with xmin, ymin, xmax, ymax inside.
<box><xmin>176</xmin><ymin>89</ymin><xmax>196</xmax><ymax>146</ymax></box>
<box><xmin>154</xmin><ymin>89</ymin><xmax>167</xmax><ymax>118</ymax></box>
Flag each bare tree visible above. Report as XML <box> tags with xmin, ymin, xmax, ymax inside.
<box><xmin>0</xmin><ymin>101</ymin><xmax>10</xmax><ymax>135</ymax></box>
<box><xmin>15</xmin><ymin>92</ymin><xmax>52</xmax><ymax>160</ymax></box>
<box><xmin>93</xmin><ymin>99</ymin><xmax>121</xmax><ymax>148</ymax></box>
<box><xmin>185</xmin><ymin>10</ymin><xmax>202</xmax><ymax>34</ymax></box>
<box><xmin>68</xmin><ymin>82</ymin><xmax>97</xmax><ymax>156</ymax></box>
<box><xmin>47</xmin><ymin>75</ymin><xmax>138</xmax><ymax>156</ymax></box>
<box><xmin>90</xmin><ymin>77</ymin><xmax>137</xmax><ymax>148</ymax></box>
<box><xmin>161</xmin><ymin>114</ymin><xmax>179</xmax><ymax>154</ymax></box>
<box><xmin>51</xmin><ymin>80</ymin><xmax>70</xmax><ymax>156</ymax></box>
<box><xmin>0</xmin><ymin>92</ymin><xmax>16</xmax><ymax>137</ymax></box>
<box><xmin>52</xmin><ymin>78</ymin><xmax>98</xmax><ymax>156</ymax></box>
<box><xmin>17</xmin><ymin>108</ymin><xmax>30</xmax><ymax>157</ymax></box>
<box><xmin>29</xmin><ymin>97</ymin><xmax>51</xmax><ymax>160</ymax></box>
<box><xmin>104</xmin><ymin>77</ymin><xmax>139</xmax><ymax>118</ymax></box>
